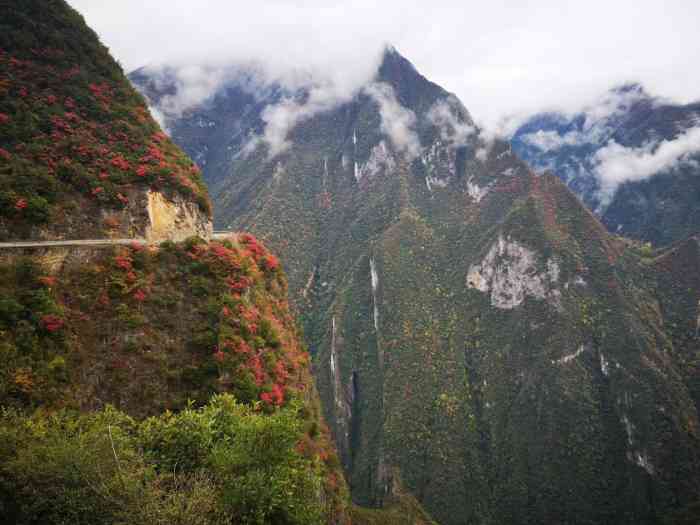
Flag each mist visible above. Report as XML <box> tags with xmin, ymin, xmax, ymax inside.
<box><xmin>68</xmin><ymin>0</ymin><xmax>700</xmax><ymax>133</ymax></box>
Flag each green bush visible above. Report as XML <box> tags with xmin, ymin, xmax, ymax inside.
<box><xmin>0</xmin><ymin>394</ymin><xmax>324</xmax><ymax>525</ymax></box>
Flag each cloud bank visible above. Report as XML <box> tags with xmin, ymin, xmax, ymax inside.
<box><xmin>68</xmin><ymin>0</ymin><xmax>700</xmax><ymax>132</ymax></box>
<box><xmin>426</xmin><ymin>97</ymin><xmax>476</xmax><ymax>148</ymax></box>
<box><xmin>594</xmin><ymin>127</ymin><xmax>700</xmax><ymax>201</ymax></box>
<box><xmin>364</xmin><ymin>82</ymin><xmax>421</xmax><ymax>160</ymax></box>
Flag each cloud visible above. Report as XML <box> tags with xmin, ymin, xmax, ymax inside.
<box><xmin>581</xmin><ymin>85</ymin><xmax>650</xmax><ymax>130</ymax></box>
<box><xmin>426</xmin><ymin>96</ymin><xmax>475</xmax><ymax>147</ymax></box>
<box><xmin>593</xmin><ymin>126</ymin><xmax>700</xmax><ymax>203</ymax></box>
<box><xmin>364</xmin><ymin>82</ymin><xmax>421</xmax><ymax>160</ymax></box>
<box><xmin>520</xmin><ymin>130</ymin><xmax>587</xmax><ymax>152</ymax></box>
<box><xmin>258</xmin><ymin>78</ymin><xmax>366</xmax><ymax>157</ymax></box>
<box><xmin>517</xmin><ymin>85</ymin><xmax>657</xmax><ymax>152</ymax></box>
<box><xmin>69</xmin><ymin>0</ymin><xmax>700</xmax><ymax>136</ymax></box>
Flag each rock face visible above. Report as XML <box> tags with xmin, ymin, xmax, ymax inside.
<box><xmin>511</xmin><ymin>83</ymin><xmax>700</xmax><ymax>246</ymax></box>
<box><xmin>132</xmin><ymin>49</ymin><xmax>700</xmax><ymax>525</ymax></box>
<box><xmin>467</xmin><ymin>234</ymin><xmax>562</xmax><ymax>309</ymax></box>
<box><xmin>145</xmin><ymin>190</ymin><xmax>212</xmax><ymax>242</ymax></box>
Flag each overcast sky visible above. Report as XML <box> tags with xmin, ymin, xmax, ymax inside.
<box><xmin>67</xmin><ymin>0</ymin><xmax>700</xmax><ymax>130</ymax></box>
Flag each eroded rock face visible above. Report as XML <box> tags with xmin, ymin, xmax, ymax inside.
<box><xmin>97</xmin><ymin>189</ymin><xmax>211</xmax><ymax>243</ymax></box>
<box><xmin>145</xmin><ymin>190</ymin><xmax>212</xmax><ymax>242</ymax></box>
<box><xmin>467</xmin><ymin>234</ymin><xmax>560</xmax><ymax>309</ymax></box>
<box><xmin>358</xmin><ymin>141</ymin><xmax>396</xmax><ymax>184</ymax></box>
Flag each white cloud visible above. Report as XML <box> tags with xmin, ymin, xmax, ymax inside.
<box><xmin>521</xmin><ymin>130</ymin><xmax>587</xmax><ymax>152</ymax></box>
<box><xmin>426</xmin><ymin>96</ymin><xmax>475</xmax><ymax>147</ymax></box>
<box><xmin>258</xmin><ymin>78</ymin><xmax>365</xmax><ymax>157</ymax></box>
<box><xmin>593</xmin><ymin>126</ymin><xmax>700</xmax><ymax>203</ymax></box>
<box><xmin>582</xmin><ymin>86</ymin><xmax>650</xmax><ymax>130</ymax></box>
<box><xmin>68</xmin><ymin>0</ymin><xmax>700</xmax><ymax>136</ymax></box>
<box><xmin>364</xmin><ymin>82</ymin><xmax>421</xmax><ymax>160</ymax></box>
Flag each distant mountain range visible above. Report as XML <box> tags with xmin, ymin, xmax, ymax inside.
<box><xmin>511</xmin><ymin>83</ymin><xmax>700</xmax><ymax>246</ymax></box>
<box><xmin>131</xmin><ymin>50</ymin><xmax>700</xmax><ymax>524</ymax></box>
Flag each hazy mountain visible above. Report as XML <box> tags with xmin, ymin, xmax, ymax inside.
<box><xmin>512</xmin><ymin>84</ymin><xmax>700</xmax><ymax>246</ymax></box>
<box><xmin>132</xmin><ymin>50</ymin><xmax>700</xmax><ymax>524</ymax></box>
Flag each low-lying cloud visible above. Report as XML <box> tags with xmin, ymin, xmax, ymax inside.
<box><xmin>521</xmin><ymin>129</ymin><xmax>587</xmax><ymax>152</ymax></box>
<box><xmin>426</xmin><ymin>97</ymin><xmax>476</xmax><ymax>148</ymax></box>
<box><xmin>364</xmin><ymin>82</ymin><xmax>421</xmax><ymax>160</ymax></box>
<box><xmin>69</xmin><ymin>0</ymin><xmax>700</xmax><ymax>134</ymax></box>
<box><xmin>594</xmin><ymin>126</ymin><xmax>700</xmax><ymax>201</ymax></box>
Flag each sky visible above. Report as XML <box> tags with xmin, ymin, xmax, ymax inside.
<box><xmin>67</xmin><ymin>0</ymin><xmax>700</xmax><ymax>131</ymax></box>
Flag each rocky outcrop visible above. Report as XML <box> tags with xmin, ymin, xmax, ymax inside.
<box><xmin>467</xmin><ymin>234</ymin><xmax>561</xmax><ymax>309</ymax></box>
<box><xmin>145</xmin><ymin>190</ymin><xmax>212</xmax><ymax>242</ymax></box>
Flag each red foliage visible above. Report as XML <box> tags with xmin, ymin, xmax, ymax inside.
<box><xmin>114</xmin><ymin>254</ymin><xmax>133</xmax><ymax>271</ymax></box>
<box><xmin>0</xmin><ymin>148</ymin><xmax>10</xmax><ymax>160</ymax></box>
<box><xmin>260</xmin><ymin>383</ymin><xmax>285</xmax><ymax>406</ymax></box>
<box><xmin>38</xmin><ymin>276</ymin><xmax>57</xmax><ymax>287</ymax></box>
<box><xmin>40</xmin><ymin>314</ymin><xmax>64</xmax><ymax>332</ymax></box>
<box><xmin>14</xmin><ymin>198</ymin><xmax>27</xmax><ymax>210</ymax></box>
<box><xmin>262</xmin><ymin>254</ymin><xmax>280</xmax><ymax>271</ymax></box>
<box><xmin>274</xmin><ymin>360</ymin><xmax>289</xmax><ymax>382</ymax></box>
<box><xmin>98</xmin><ymin>293</ymin><xmax>110</xmax><ymax>307</ymax></box>
<box><xmin>46</xmin><ymin>94</ymin><xmax>57</xmax><ymax>105</ymax></box>
<box><xmin>136</xmin><ymin>164</ymin><xmax>148</xmax><ymax>177</ymax></box>
<box><xmin>116</xmin><ymin>193</ymin><xmax>129</xmax><ymax>205</ymax></box>
<box><xmin>110</xmin><ymin>154</ymin><xmax>130</xmax><ymax>171</ymax></box>
<box><xmin>91</xmin><ymin>187</ymin><xmax>104</xmax><ymax>196</ymax></box>
<box><xmin>248</xmin><ymin>355</ymin><xmax>267</xmax><ymax>386</ymax></box>
<box><xmin>0</xmin><ymin>113</ymin><xmax>9</xmax><ymax>124</ymax></box>
<box><xmin>226</xmin><ymin>276</ymin><xmax>252</xmax><ymax>293</ymax></box>
<box><xmin>133</xmin><ymin>289</ymin><xmax>147</xmax><ymax>302</ymax></box>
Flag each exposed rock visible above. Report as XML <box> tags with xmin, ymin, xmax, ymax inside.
<box><xmin>358</xmin><ymin>141</ymin><xmax>395</xmax><ymax>183</ymax></box>
<box><xmin>467</xmin><ymin>234</ymin><xmax>561</xmax><ymax>309</ymax></box>
<box><xmin>146</xmin><ymin>190</ymin><xmax>212</xmax><ymax>242</ymax></box>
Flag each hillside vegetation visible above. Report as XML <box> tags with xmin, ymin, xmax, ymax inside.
<box><xmin>0</xmin><ymin>0</ymin><xmax>210</xmax><ymax>241</ymax></box>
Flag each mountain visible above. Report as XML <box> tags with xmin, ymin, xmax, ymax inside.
<box><xmin>511</xmin><ymin>84</ymin><xmax>700</xmax><ymax>246</ymax></box>
<box><xmin>0</xmin><ymin>2</ymin><xmax>431</xmax><ymax>524</ymax></box>
<box><xmin>133</xmin><ymin>50</ymin><xmax>700</xmax><ymax>524</ymax></box>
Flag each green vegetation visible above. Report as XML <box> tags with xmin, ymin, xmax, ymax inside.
<box><xmin>0</xmin><ymin>394</ymin><xmax>324</xmax><ymax>525</ymax></box>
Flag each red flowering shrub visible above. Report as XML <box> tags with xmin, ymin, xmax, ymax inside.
<box><xmin>38</xmin><ymin>276</ymin><xmax>57</xmax><ymax>287</ymax></box>
<box><xmin>262</xmin><ymin>254</ymin><xmax>280</xmax><ymax>271</ymax></box>
<box><xmin>114</xmin><ymin>253</ymin><xmax>133</xmax><ymax>271</ymax></box>
<box><xmin>14</xmin><ymin>198</ymin><xmax>27</xmax><ymax>211</ymax></box>
<box><xmin>110</xmin><ymin>154</ymin><xmax>130</xmax><ymax>171</ymax></box>
<box><xmin>40</xmin><ymin>314</ymin><xmax>64</xmax><ymax>332</ymax></box>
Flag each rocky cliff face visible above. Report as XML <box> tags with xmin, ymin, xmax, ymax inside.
<box><xmin>134</xmin><ymin>48</ymin><xmax>700</xmax><ymax>525</ymax></box>
<box><xmin>511</xmin><ymin>84</ymin><xmax>700</xmax><ymax>246</ymax></box>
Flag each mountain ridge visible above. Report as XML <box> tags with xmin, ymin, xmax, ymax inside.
<box><xmin>512</xmin><ymin>82</ymin><xmax>700</xmax><ymax>246</ymax></box>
